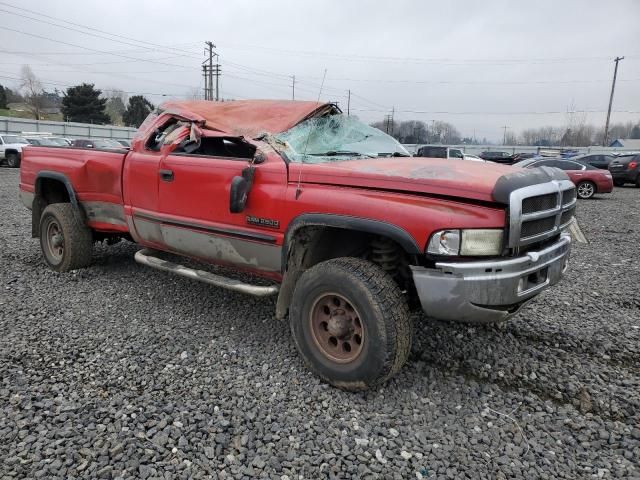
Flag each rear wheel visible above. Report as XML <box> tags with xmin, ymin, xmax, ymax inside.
<box><xmin>576</xmin><ymin>181</ymin><xmax>596</xmax><ymax>199</ymax></box>
<box><xmin>289</xmin><ymin>257</ymin><xmax>412</xmax><ymax>391</ymax></box>
<box><xmin>6</xmin><ymin>153</ymin><xmax>20</xmax><ymax>168</ymax></box>
<box><xmin>613</xmin><ymin>180</ymin><xmax>624</xmax><ymax>187</ymax></box>
<box><xmin>39</xmin><ymin>203</ymin><xmax>93</xmax><ymax>272</ymax></box>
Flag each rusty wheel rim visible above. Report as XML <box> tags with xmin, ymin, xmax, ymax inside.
<box><xmin>45</xmin><ymin>219</ymin><xmax>64</xmax><ymax>263</ymax></box>
<box><xmin>310</xmin><ymin>293</ymin><xmax>364</xmax><ymax>364</ymax></box>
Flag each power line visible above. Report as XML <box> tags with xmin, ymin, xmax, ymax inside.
<box><xmin>0</xmin><ymin>1</ymin><xmax>202</xmax><ymax>58</ymax></box>
<box><xmin>219</xmin><ymin>42</ymin><xmax>632</xmax><ymax>65</ymax></box>
<box><xmin>0</xmin><ymin>25</ymin><xmax>194</xmax><ymax>68</ymax></box>
<box><xmin>0</xmin><ymin>73</ymin><xmax>189</xmax><ymax>98</ymax></box>
<box><xmin>350</xmin><ymin>107</ymin><xmax>640</xmax><ymax>116</ymax></box>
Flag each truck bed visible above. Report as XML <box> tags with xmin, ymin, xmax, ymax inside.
<box><xmin>20</xmin><ymin>145</ymin><xmax>129</xmax><ymax>232</ymax></box>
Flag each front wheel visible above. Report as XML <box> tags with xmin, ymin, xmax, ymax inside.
<box><xmin>39</xmin><ymin>203</ymin><xmax>93</xmax><ymax>272</ymax></box>
<box><xmin>577</xmin><ymin>181</ymin><xmax>596</xmax><ymax>199</ymax></box>
<box><xmin>289</xmin><ymin>257</ymin><xmax>412</xmax><ymax>391</ymax></box>
<box><xmin>6</xmin><ymin>153</ymin><xmax>20</xmax><ymax>168</ymax></box>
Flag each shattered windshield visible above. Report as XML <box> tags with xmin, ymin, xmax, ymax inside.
<box><xmin>274</xmin><ymin>114</ymin><xmax>409</xmax><ymax>163</ymax></box>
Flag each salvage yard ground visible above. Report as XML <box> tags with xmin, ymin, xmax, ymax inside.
<box><xmin>0</xmin><ymin>167</ymin><xmax>639</xmax><ymax>479</ymax></box>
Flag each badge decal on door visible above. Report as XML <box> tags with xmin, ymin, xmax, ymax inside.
<box><xmin>246</xmin><ymin>215</ymin><xmax>280</xmax><ymax>229</ymax></box>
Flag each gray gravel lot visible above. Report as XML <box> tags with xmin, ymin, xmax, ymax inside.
<box><xmin>0</xmin><ymin>167</ymin><xmax>639</xmax><ymax>479</ymax></box>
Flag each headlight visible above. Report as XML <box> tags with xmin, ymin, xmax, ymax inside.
<box><xmin>427</xmin><ymin>229</ymin><xmax>503</xmax><ymax>256</ymax></box>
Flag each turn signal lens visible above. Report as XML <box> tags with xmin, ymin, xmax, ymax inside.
<box><xmin>427</xmin><ymin>230</ymin><xmax>460</xmax><ymax>255</ymax></box>
<box><xmin>629</xmin><ymin>161</ymin><xmax>638</xmax><ymax>170</ymax></box>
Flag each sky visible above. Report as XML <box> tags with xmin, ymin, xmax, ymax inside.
<box><xmin>0</xmin><ymin>0</ymin><xmax>639</xmax><ymax>142</ymax></box>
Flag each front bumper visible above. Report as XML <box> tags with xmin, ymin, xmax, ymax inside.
<box><xmin>411</xmin><ymin>234</ymin><xmax>571</xmax><ymax>323</ymax></box>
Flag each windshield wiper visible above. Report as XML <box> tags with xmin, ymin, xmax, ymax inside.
<box><xmin>376</xmin><ymin>152</ymin><xmax>411</xmax><ymax>157</ymax></box>
<box><xmin>309</xmin><ymin>150</ymin><xmax>375</xmax><ymax>158</ymax></box>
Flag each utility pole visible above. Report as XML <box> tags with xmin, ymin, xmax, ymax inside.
<box><xmin>202</xmin><ymin>65</ymin><xmax>209</xmax><ymax>100</ymax></box>
<box><xmin>205</xmin><ymin>41</ymin><xmax>216</xmax><ymax>101</ymax></box>
<box><xmin>389</xmin><ymin>107</ymin><xmax>395</xmax><ymax>136</ymax></box>
<box><xmin>291</xmin><ymin>75</ymin><xmax>296</xmax><ymax>100</ymax></box>
<box><xmin>214</xmin><ymin>62</ymin><xmax>221</xmax><ymax>101</ymax></box>
<box><xmin>603</xmin><ymin>56</ymin><xmax>624</xmax><ymax>146</ymax></box>
<box><xmin>502</xmin><ymin>126</ymin><xmax>509</xmax><ymax>145</ymax></box>
<box><xmin>347</xmin><ymin>89</ymin><xmax>351</xmax><ymax>116</ymax></box>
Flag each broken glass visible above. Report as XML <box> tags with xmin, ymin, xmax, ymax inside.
<box><xmin>274</xmin><ymin>114</ymin><xmax>409</xmax><ymax>163</ymax></box>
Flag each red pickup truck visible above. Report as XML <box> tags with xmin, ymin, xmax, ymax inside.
<box><xmin>19</xmin><ymin>100</ymin><xmax>575</xmax><ymax>390</ymax></box>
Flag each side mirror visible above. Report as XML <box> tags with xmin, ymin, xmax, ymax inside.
<box><xmin>230</xmin><ymin>176</ymin><xmax>248</xmax><ymax>213</ymax></box>
<box><xmin>254</xmin><ymin>151</ymin><xmax>267</xmax><ymax>164</ymax></box>
<box><xmin>229</xmin><ymin>166</ymin><xmax>256</xmax><ymax>213</ymax></box>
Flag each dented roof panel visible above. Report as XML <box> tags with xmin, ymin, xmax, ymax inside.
<box><xmin>158</xmin><ymin>99</ymin><xmax>334</xmax><ymax>138</ymax></box>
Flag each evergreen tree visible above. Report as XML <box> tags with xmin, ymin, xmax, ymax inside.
<box><xmin>0</xmin><ymin>84</ymin><xmax>7</xmax><ymax>109</ymax></box>
<box><xmin>61</xmin><ymin>83</ymin><xmax>110</xmax><ymax>124</ymax></box>
<box><xmin>122</xmin><ymin>95</ymin><xmax>154</xmax><ymax>128</ymax></box>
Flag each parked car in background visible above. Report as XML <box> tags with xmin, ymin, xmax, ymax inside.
<box><xmin>45</xmin><ymin>137</ymin><xmax>72</xmax><ymax>146</ymax></box>
<box><xmin>513</xmin><ymin>152</ymin><xmax>536</xmax><ymax>162</ymax></box>
<box><xmin>71</xmin><ymin>138</ymin><xmax>126</xmax><ymax>149</ymax></box>
<box><xmin>479</xmin><ymin>151</ymin><xmax>516</xmax><ymax>164</ymax></box>
<box><xmin>608</xmin><ymin>153</ymin><xmax>640</xmax><ymax>187</ymax></box>
<box><xmin>572</xmin><ymin>154</ymin><xmax>614</xmax><ymax>170</ymax></box>
<box><xmin>415</xmin><ymin>145</ymin><xmax>464</xmax><ymax>159</ymax></box>
<box><xmin>116</xmin><ymin>139</ymin><xmax>131</xmax><ymax>148</ymax></box>
<box><xmin>514</xmin><ymin>158</ymin><xmax>613</xmax><ymax>199</ymax></box>
<box><xmin>0</xmin><ymin>134</ymin><xmax>29</xmax><ymax>167</ymax></box>
<box><xmin>463</xmin><ymin>154</ymin><xmax>486</xmax><ymax>162</ymax></box>
<box><xmin>24</xmin><ymin>137</ymin><xmax>62</xmax><ymax>147</ymax></box>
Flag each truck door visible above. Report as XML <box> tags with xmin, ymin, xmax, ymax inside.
<box><xmin>155</xmin><ymin>132</ymin><xmax>286</xmax><ymax>275</ymax></box>
<box><xmin>123</xmin><ymin>117</ymin><xmax>179</xmax><ymax>248</ymax></box>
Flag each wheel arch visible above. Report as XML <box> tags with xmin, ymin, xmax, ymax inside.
<box><xmin>32</xmin><ymin>171</ymin><xmax>85</xmax><ymax>237</ymax></box>
<box><xmin>275</xmin><ymin>213</ymin><xmax>421</xmax><ymax>319</ymax></box>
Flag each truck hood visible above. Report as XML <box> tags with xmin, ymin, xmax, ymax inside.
<box><xmin>291</xmin><ymin>157</ymin><xmax>517</xmax><ymax>203</ymax></box>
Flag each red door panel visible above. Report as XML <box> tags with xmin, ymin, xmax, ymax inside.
<box><xmin>156</xmin><ymin>152</ymin><xmax>287</xmax><ymax>273</ymax></box>
<box><xmin>123</xmin><ymin>149</ymin><xmax>160</xmax><ymax>212</ymax></box>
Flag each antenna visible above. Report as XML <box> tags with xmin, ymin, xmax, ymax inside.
<box><xmin>295</xmin><ymin>69</ymin><xmax>328</xmax><ymax>200</ymax></box>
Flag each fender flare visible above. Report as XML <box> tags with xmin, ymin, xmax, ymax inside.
<box><xmin>32</xmin><ymin>171</ymin><xmax>85</xmax><ymax>235</ymax></box>
<box><xmin>282</xmin><ymin>213</ymin><xmax>421</xmax><ymax>272</ymax></box>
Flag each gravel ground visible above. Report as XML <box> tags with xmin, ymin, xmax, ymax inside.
<box><xmin>1</xmin><ymin>167</ymin><xmax>639</xmax><ymax>479</ymax></box>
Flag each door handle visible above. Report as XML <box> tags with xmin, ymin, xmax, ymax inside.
<box><xmin>159</xmin><ymin>169</ymin><xmax>174</xmax><ymax>182</ymax></box>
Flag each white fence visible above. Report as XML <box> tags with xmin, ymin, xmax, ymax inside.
<box><xmin>402</xmin><ymin>144</ymin><xmax>639</xmax><ymax>156</ymax></box>
<box><xmin>0</xmin><ymin>116</ymin><xmax>137</xmax><ymax>140</ymax></box>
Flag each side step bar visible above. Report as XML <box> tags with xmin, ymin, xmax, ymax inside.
<box><xmin>134</xmin><ymin>249</ymin><xmax>279</xmax><ymax>297</ymax></box>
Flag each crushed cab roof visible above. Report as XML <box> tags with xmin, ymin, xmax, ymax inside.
<box><xmin>158</xmin><ymin>99</ymin><xmax>336</xmax><ymax>138</ymax></box>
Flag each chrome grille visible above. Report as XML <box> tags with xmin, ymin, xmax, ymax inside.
<box><xmin>560</xmin><ymin>207</ymin><xmax>575</xmax><ymax>227</ymax></box>
<box><xmin>521</xmin><ymin>217</ymin><xmax>557</xmax><ymax>237</ymax></box>
<box><xmin>508</xmin><ymin>178</ymin><xmax>576</xmax><ymax>248</ymax></box>
<box><xmin>522</xmin><ymin>193</ymin><xmax>558</xmax><ymax>214</ymax></box>
<box><xmin>562</xmin><ymin>189</ymin><xmax>576</xmax><ymax>205</ymax></box>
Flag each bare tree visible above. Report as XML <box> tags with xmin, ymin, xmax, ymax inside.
<box><xmin>20</xmin><ymin>65</ymin><xmax>46</xmax><ymax>119</ymax></box>
<box><xmin>504</xmin><ymin>131</ymin><xmax>518</xmax><ymax>145</ymax></box>
<box><xmin>185</xmin><ymin>86</ymin><xmax>203</xmax><ymax>100</ymax></box>
<box><xmin>103</xmin><ymin>88</ymin><xmax>128</xmax><ymax>125</ymax></box>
